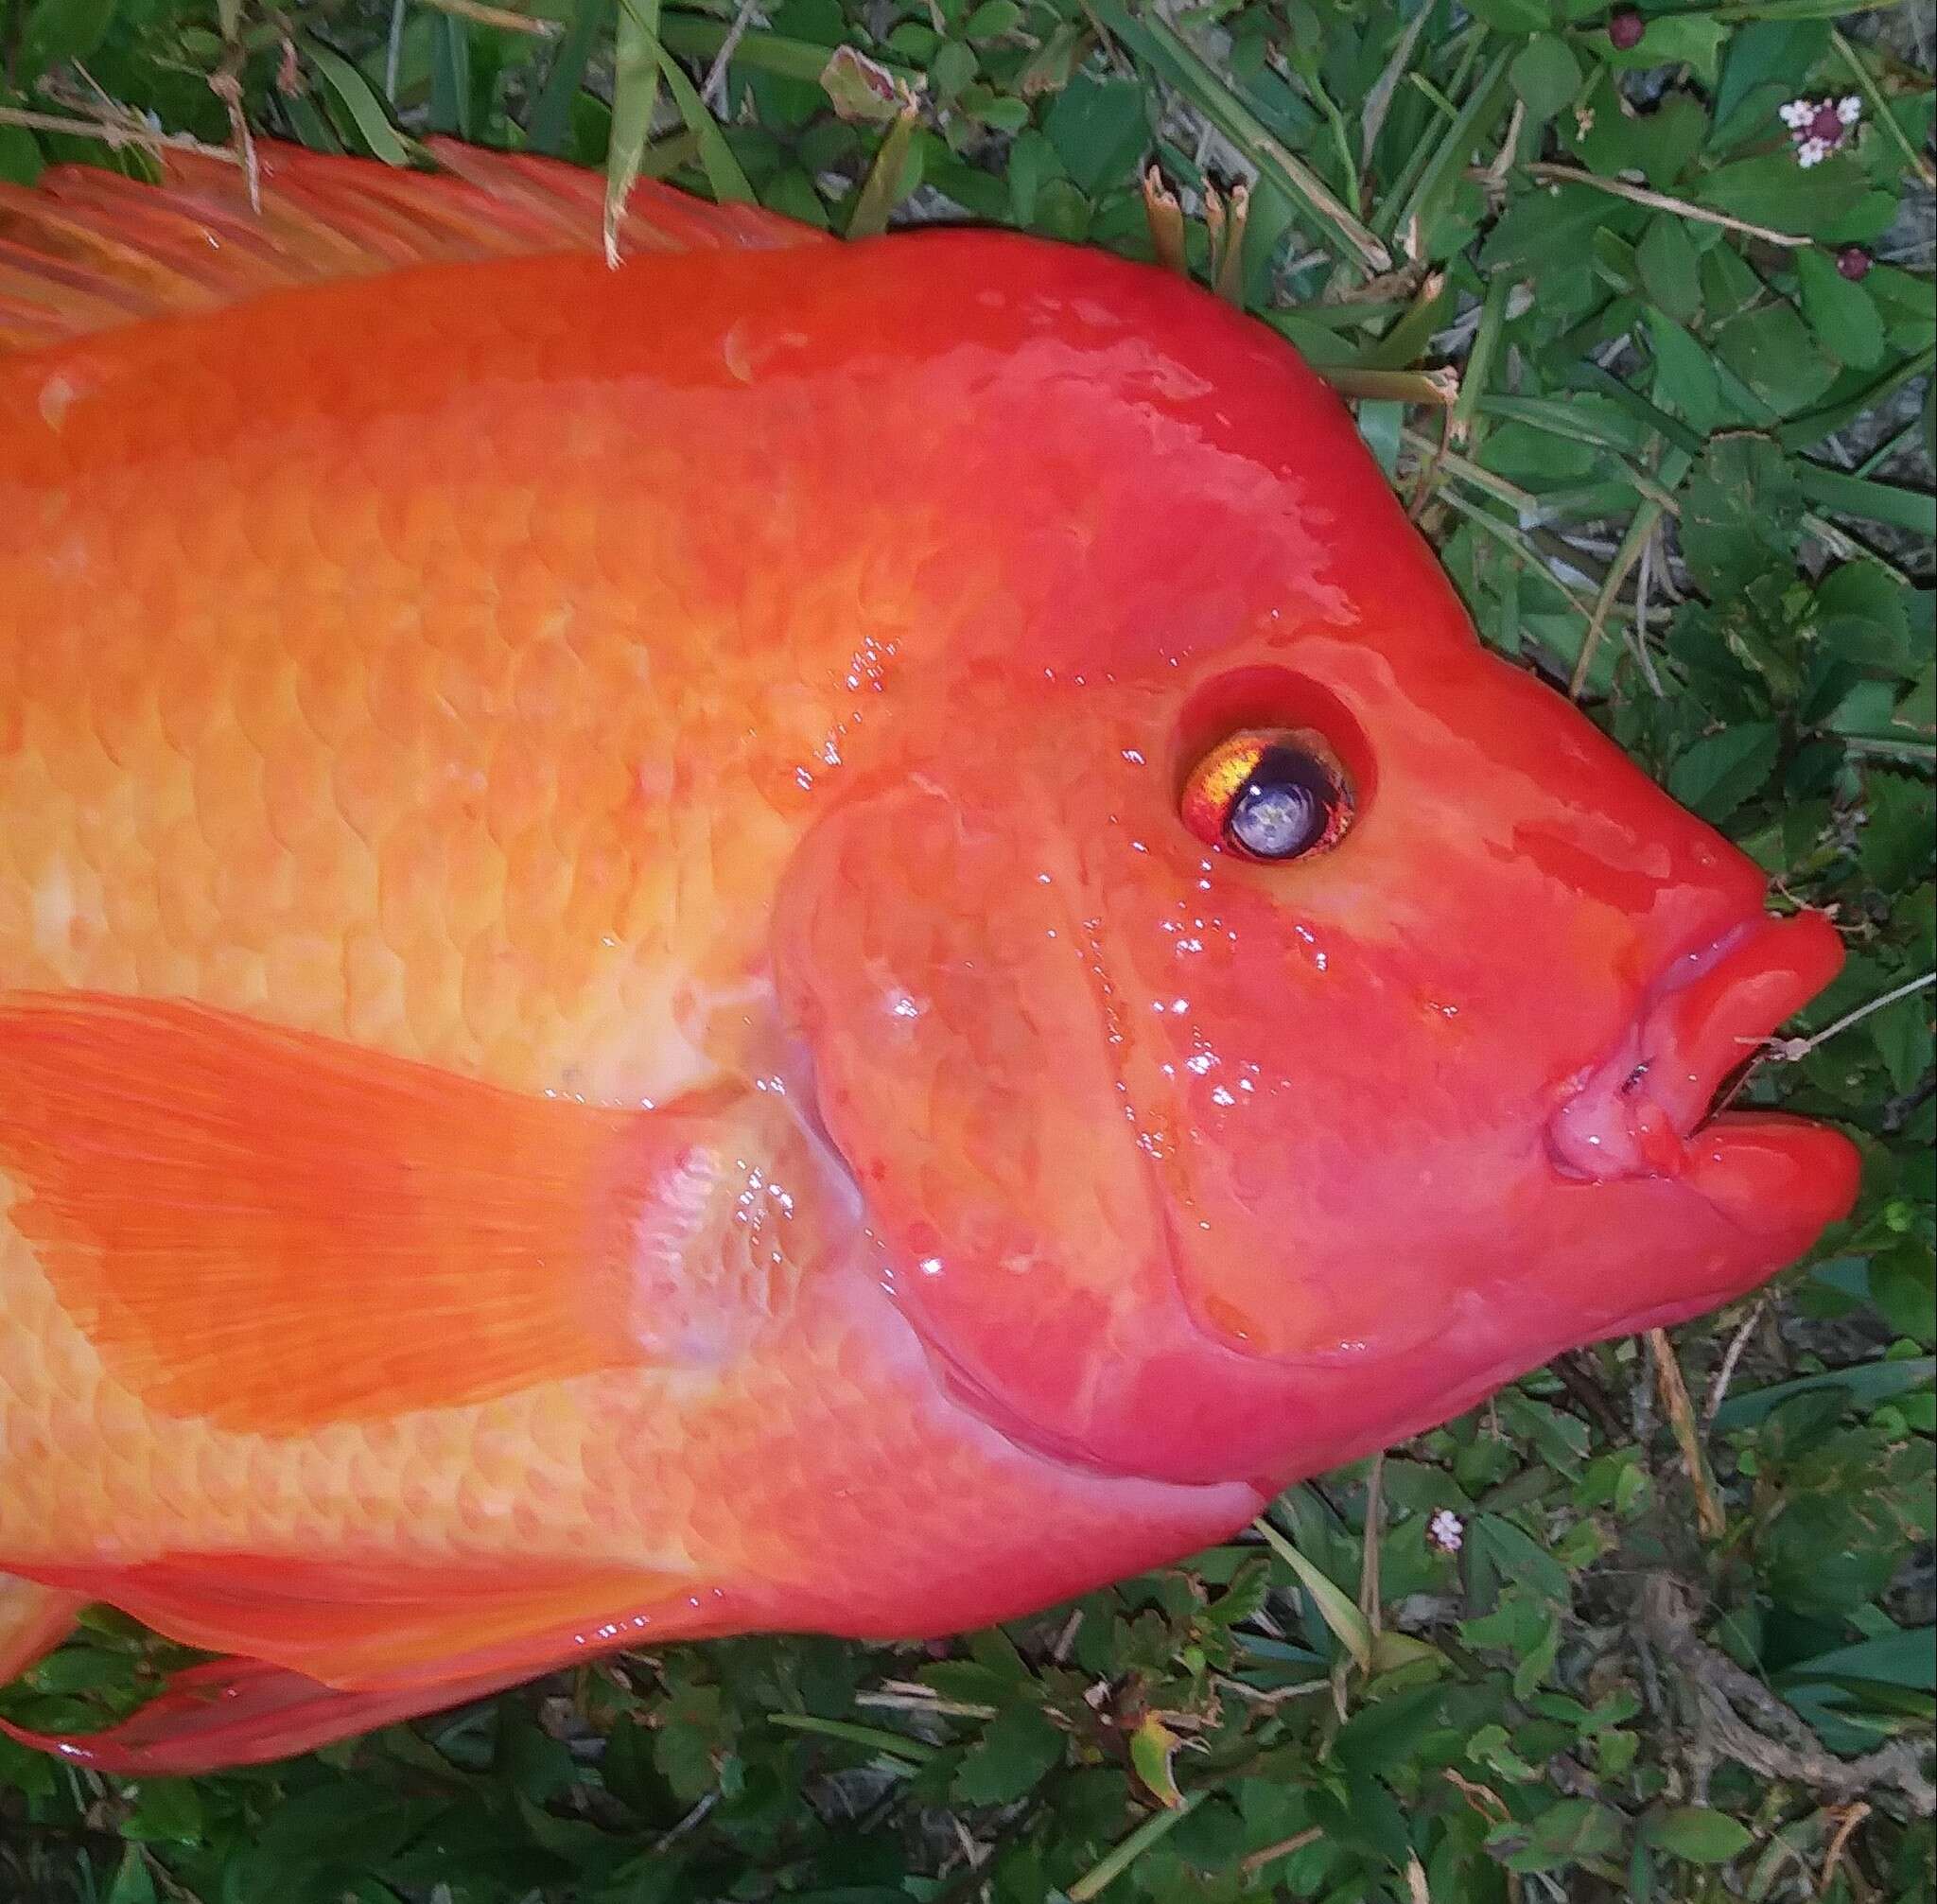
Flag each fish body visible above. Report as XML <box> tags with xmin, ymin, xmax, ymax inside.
<box><xmin>0</xmin><ymin>145</ymin><xmax>1856</xmax><ymax>1770</ymax></box>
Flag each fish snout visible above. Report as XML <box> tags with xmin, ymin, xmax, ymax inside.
<box><xmin>1544</xmin><ymin>909</ymin><xmax>1851</xmax><ymax>1193</ymax></box>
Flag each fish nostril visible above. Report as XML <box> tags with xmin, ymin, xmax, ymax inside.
<box><xmin>1620</xmin><ymin>1061</ymin><xmax>1650</xmax><ymax>1098</ymax></box>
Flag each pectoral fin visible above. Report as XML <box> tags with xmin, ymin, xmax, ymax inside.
<box><xmin>0</xmin><ymin>991</ymin><xmax>728</xmax><ymax>1432</ymax></box>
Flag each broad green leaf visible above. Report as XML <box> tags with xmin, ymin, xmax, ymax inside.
<box><xmin>1793</xmin><ymin>246</ymin><xmax>1885</xmax><ymax>371</ymax></box>
<box><xmin>1480</xmin><ymin>183</ymin><xmax>1632</xmax><ymax>276</ymax></box>
<box><xmin>1712</xmin><ymin>302</ymin><xmax>1839</xmax><ymax>416</ymax></box>
<box><xmin>0</xmin><ymin>125</ymin><xmax>42</xmax><ymax>186</ymax></box>
<box><xmin>1509</xmin><ymin>35</ymin><xmax>1580</xmax><ymax>124</ymax></box>
<box><xmin>103</xmin><ymin>1848</ymin><xmax>157</xmax><ymax>1904</ymax></box>
<box><xmin>1128</xmin><ymin>1713</ymin><xmax>1184</xmax><ymax>1807</ymax></box>
<box><xmin>19</xmin><ymin>0</ymin><xmax>117</xmax><ymax>77</ymax></box>
<box><xmin>1604</xmin><ymin>13</ymin><xmax>1726</xmax><ymax>83</ymax></box>
<box><xmin>1698</xmin><ymin>152</ymin><xmax>1870</xmax><ymax>238</ymax></box>
<box><xmin>1042</xmin><ymin>75</ymin><xmax>1147</xmax><ymax>195</ymax></box>
<box><xmin>1643</xmin><ymin>1807</ymin><xmax>1754</xmax><ymax>1865</ymax></box>
<box><xmin>1667</xmin><ymin>724</ymin><xmax>1780</xmax><ymax>822</ymax></box>
<box><xmin>1814</xmin><ymin>561</ymin><xmax>1915</xmax><ymax>674</ymax></box>
<box><xmin>1712</xmin><ymin>20</ymin><xmax>1830</xmax><ymax>136</ymax></box>
<box><xmin>952</xmin><ymin>1703</ymin><xmax>1066</xmax><ymax>1806</ymax></box>
<box><xmin>1777</xmin><ymin>1626</ymin><xmax>1937</xmax><ymax>1694</ymax></box>
<box><xmin>962</xmin><ymin>0</ymin><xmax>1020</xmax><ymax>42</ymax></box>
<box><xmin>1635</xmin><ymin>216</ymin><xmax>1703</xmax><ymax>324</ymax></box>
<box><xmin>1460</xmin><ymin>0</ymin><xmax>1548</xmax><ymax>32</ymax></box>
<box><xmin>1488</xmin><ymin>1799</ymin><xmax>1626</xmax><ymax>1875</ymax></box>
<box><xmin>1645</xmin><ymin>310</ymin><xmax>1721</xmax><ymax>430</ymax></box>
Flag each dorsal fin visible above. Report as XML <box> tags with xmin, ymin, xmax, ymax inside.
<box><xmin>0</xmin><ymin>136</ymin><xmax>828</xmax><ymax>353</ymax></box>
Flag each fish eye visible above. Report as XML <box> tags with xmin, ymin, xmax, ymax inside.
<box><xmin>1179</xmin><ymin>727</ymin><xmax>1353</xmax><ymax>863</ymax></box>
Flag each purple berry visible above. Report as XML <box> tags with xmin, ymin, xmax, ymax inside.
<box><xmin>1836</xmin><ymin>246</ymin><xmax>1872</xmax><ymax>283</ymax></box>
<box><xmin>1607</xmin><ymin>9</ymin><xmax>1645</xmax><ymax>50</ymax></box>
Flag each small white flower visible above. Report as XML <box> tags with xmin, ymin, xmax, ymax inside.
<box><xmin>1427</xmin><ymin>1508</ymin><xmax>1465</xmax><ymax>1554</ymax></box>
<box><xmin>1782</xmin><ymin>95</ymin><xmax>1861</xmax><ymax>166</ymax></box>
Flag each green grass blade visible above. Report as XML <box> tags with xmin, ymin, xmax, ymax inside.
<box><xmin>527</xmin><ymin>0</ymin><xmax>611</xmax><ymax>153</ymax></box>
<box><xmin>1093</xmin><ymin>1</ymin><xmax>1390</xmax><ymax>274</ymax></box>
<box><xmin>605</xmin><ymin>0</ymin><xmax>665</xmax><ymax>262</ymax></box>
<box><xmin>303</xmin><ymin>38</ymin><xmax>412</xmax><ymax>163</ymax></box>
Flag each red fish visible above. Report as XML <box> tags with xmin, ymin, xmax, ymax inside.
<box><xmin>0</xmin><ymin>141</ymin><xmax>1856</xmax><ymax>1773</ymax></box>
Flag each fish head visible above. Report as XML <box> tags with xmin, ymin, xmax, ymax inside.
<box><xmin>771</xmin><ymin>237</ymin><xmax>1858</xmax><ymax>1491</ymax></box>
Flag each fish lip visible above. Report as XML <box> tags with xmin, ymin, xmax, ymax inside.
<box><xmin>1544</xmin><ymin>910</ymin><xmax>1844</xmax><ymax>1188</ymax></box>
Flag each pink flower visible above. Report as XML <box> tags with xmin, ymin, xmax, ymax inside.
<box><xmin>1779</xmin><ymin>95</ymin><xmax>1862</xmax><ymax>168</ymax></box>
<box><xmin>1426</xmin><ymin>1509</ymin><xmax>1465</xmax><ymax>1554</ymax></box>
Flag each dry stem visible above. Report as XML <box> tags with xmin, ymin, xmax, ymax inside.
<box><xmin>1638</xmin><ymin>1576</ymin><xmax>1936</xmax><ymax>1818</ymax></box>
<box><xmin>1647</xmin><ymin>1328</ymin><xmax>1726</xmax><ymax>1542</ymax></box>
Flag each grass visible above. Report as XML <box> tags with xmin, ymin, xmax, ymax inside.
<box><xmin>0</xmin><ymin>0</ymin><xmax>1933</xmax><ymax>1899</ymax></box>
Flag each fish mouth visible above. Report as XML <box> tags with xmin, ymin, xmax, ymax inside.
<box><xmin>1544</xmin><ymin>910</ymin><xmax>1853</xmax><ymax>1224</ymax></box>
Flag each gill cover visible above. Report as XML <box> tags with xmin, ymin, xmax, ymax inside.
<box><xmin>772</xmin><ymin>776</ymin><xmax>1334</xmax><ymax>1486</ymax></box>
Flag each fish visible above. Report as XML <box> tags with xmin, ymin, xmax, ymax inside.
<box><xmin>0</xmin><ymin>138</ymin><xmax>1858</xmax><ymax>1774</ymax></box>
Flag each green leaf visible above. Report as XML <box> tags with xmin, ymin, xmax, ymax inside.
<box><xmin>1643</xmin><ymin>1807</ymin><xmax>1754</xmax><ymax>1865</ymax></box>
<box><xmin>952</xmin><ymin>1703</ymin><xmax>1066</xmax><ymax>1806</ymax></box>
<box><xmin>528</xmin><ymin>0</ymin><xmax>613</xmax><ymax>153</ymax></box>
<box><xmin>1460</xmin><ymin>0</ymin><xmax>1548</xmax><ymax>32</ymax></box>
<box><xmin>654</xmin><ymin>32</ymin><xmax>758</xmax><ymax>203</ymax></box>
<box><xmin>1697</xmin><ymin>152</ymin><xmax>1869</xmax><ymax>238</ymax></box>
<box><xmin>18</xmin><ymin>0</ymin><xmax>117</xmax><ymax>78</ymax></box>
<box><xmin>0</xmin><ymin>125</ymin><xmax>42</xmax><ymax>186</ymax></box>
<box><xmin>1509</xmin><ymin>35</ymin><xmax>1580</xmax><ymax>124</ymax></box>
<box><xmin>1719</xmin><ymin>1355</ymin><xmax>1928</xmax><ymax>1425</ymax></box>
<box><xmin>103</xmin><ymin>1847</ymin><xmax>157</xmax><ymax>1904</ymax></box>
<box><xmin>1794</xmin><ymin>463</ymin><xmax>1937</xmax><ymax>536</ymax></box>
<box><xmin>427</xmin><ymin>12</ymin><xmax>473</xmax><ymax>141</ymax></box>
<box><xmin>1667</xmin><ymin>725</ymin><xmax>1781</xmax><ymax>823</ymax></box>
<box><xmin>1713</xmin><ymin>21</ymin><xmax>1830</xmax><ymax>136</ymax></box>
<box><xmin>304</xmin><ymin>40</ymin><xmax>412</xmax><ymax>165</ymax></box>
<box><xmin>1713</xmin><ymin>302</ymin><xmax>1839</xmax><ymax>417</ymax></box>
<box><xmin>1793</xmin><ymin>246</ymin><xmax>1885</xmax><ymax>372</ymax></box>
<box><xmin>1680</xmin><ymin>436</ymin><xmax>1805</xmax><ymax>595</ymax></box>
<box><xmin>1252</xmin><ymin>1518</ymin><xmax>1373</xmax><ymax>1671</ymax></box>
<box><xmin>1777</xmin><ymin>1626</ymin><xmax>1937</xmax><ymax>1694</ymax></box>
<box><xmin>1489</xmin><ymin>1799</ymin><xmax>1627</xmax><ymax>1875</ymax></box>
<box><xmin>962</xmin><ymin>0</ymin><xmax>1021</xmax><ymax>42</ymax></box>
<box><xmin>1128</xmin><ymin>1713</ymin><xmax>1184</xmax><ymax>1808</ymax></box>
<box><xmin>1635</xmin><ymin>216</ymin><xmax>1703</xmax><ymax>324</ymax></box>
<box><xmin>1604</xmin><ymin>13</ymin><xmax>1726</xmax><ymax>83</ymax></box>
<box><xmin>607</xmin><ymin>0</ymin><xmax>666</xmax><ymax>258</ymax></box>
<box><xmin>1480</xmin><ymin>182</ymin><xmax>1628</xmax><ymax>275</ymax></box>
<box><xmin>1042</xmin><ymin>76</ymin><xmax>1147</xmax><ymax>196</ymax></box>
<box><xmin>1645</xmin><ymin>311</ymin><xmax>1721</xmax><ymax>430</ymax></box>
<box><xmin>1814</xmin><ymin>562</ymin><xmax>1916</xmax><ymax>674</ymax></box>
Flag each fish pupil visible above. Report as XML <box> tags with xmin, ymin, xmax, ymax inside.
<box><xmin>1228</xmin><ymin>746</ymin><xmax>1336</xmax><ymax>860</ymax></box>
